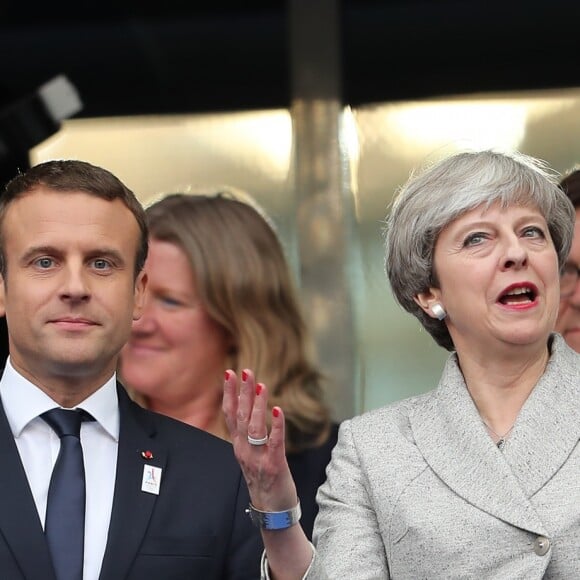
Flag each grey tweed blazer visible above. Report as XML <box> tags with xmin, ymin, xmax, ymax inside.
<box><xmin>307</xmin><ymin>333</ymin><xmax>580</xmax><ymax>579</ymax></box>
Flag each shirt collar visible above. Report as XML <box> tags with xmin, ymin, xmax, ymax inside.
<box><xmin>0</xmin><ymin>356</ymin><xmax>120</xmax><ymax>441</ymax></box>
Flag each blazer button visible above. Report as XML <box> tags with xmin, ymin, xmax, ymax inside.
<box><xmin>533</xmin><ymin>536</ymin><xmax>551</xmax><ymax>556</ymax></box>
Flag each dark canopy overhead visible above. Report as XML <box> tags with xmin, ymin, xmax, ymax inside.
<box><xmin>0</xmin><ymin>0</ymin><xmax>578</xmax><ymax>118</ymax></box>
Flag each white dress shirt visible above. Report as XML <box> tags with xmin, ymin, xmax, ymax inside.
<box><xmin>0</xmin><ymin>357</ymin><xmax>119</xmax><ymax>580</ymax></box>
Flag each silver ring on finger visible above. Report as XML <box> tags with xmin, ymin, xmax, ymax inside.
<box><xmin>247</xmin><ymin>434</ymin><xmax>269</xmax><ymax>446</ymax></box>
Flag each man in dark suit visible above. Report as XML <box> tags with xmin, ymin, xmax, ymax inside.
<box><xmin>0</xmin><ymin>159</ymin><xmax>262</xmax><ymax>579</ymax></box>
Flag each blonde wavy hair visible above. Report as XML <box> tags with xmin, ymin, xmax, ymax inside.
<box><xmin>143</xmin><ymin>191</ymin><xmax>331</xmax><ymax>453</ymax></box>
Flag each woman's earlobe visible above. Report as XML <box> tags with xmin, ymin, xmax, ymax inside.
<box><xmin>414</xmin><ymin>291</ymin><xmax>446</xmax><ymax>320</ymax></box>
<box><xmin>430</xmin><ymin>303</ymin><xmax>447</xmax><ymax>320</ymax></box>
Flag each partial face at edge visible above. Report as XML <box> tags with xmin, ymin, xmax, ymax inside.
<box><xmin>555</xmin><ymin>208</ymin><xmax>580</xmax><ymax>352</ymax></box>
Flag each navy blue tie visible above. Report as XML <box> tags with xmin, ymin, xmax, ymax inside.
<box><xmin>41</xmin><ymin>408</ymin><xmax>92</xmax><ymax>580</ymax></box>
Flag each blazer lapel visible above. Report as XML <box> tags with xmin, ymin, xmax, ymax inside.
<box><xmin>0</xmin><ymin>399</ymin><xmax>56</xmax><ymax>580</ymax></box>
<box><xmin>504</xmin><ymin>334</ymin><xmax>580</xmax><ymax>497</ymax></box>
<box><xmin>410</xmin><ymin>352</ymin><xmax>547</xmax><ymax>536</ymax></box>
<box><xmin>98</xmin><ymin>385</ymin><xmax>167</xmax><ymax>580</ymax></box>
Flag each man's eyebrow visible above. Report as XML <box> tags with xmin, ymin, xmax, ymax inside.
<box><xmin>19</xmin><ymin>245</ymin><xmax>62</xmax><ymax>264</ymax></box>
<box><xmin>85</xmin><ymin>248</ymin><xmax>126</xmax><ymax>264</ymax></box>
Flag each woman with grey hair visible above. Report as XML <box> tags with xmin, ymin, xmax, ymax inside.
<box><xmin>223</xmin><ymin>149</ymin><xmax>580</xmax><ymax>578</ymax></box>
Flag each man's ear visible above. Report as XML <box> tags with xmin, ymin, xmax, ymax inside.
<box><xmin>132</xmin><ymin>270</ymin><xmax>147</xmax><ymax>321</ymax></box>
<box><xmin>414</xmin><ymin>288</ymin><xmax>443</xmax><ymax>319</ymax></box>
<box><xmin>0</xmin><ymin>273</ymin><xmax>6</xmax><ymax>318</ymax></box>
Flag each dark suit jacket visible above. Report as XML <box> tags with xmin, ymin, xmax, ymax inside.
<box><xmin>0</xmin><ymin>383</ymin><xmax>262</xmax><ymax>579</ymax></box>
<box><xmin>287</xmin><ymin>422</ymin><xmax>339</xmax><ymax>540</ymax></box>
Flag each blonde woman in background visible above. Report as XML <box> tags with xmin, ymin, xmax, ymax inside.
<box><xmin>120</xmin><ymin>191</ymin><xmax>339</xmax><ymax>540</ymax></box>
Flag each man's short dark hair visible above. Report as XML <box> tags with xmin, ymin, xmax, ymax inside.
<box><xmin>559</xmin><ymin>167</ymin><xmax>580</xmax><ymax>209</ymax></box>
<box><xmin>0</xmin><ymin>160</ymin><xmax>148</xmax><ymax>278</ymax></box>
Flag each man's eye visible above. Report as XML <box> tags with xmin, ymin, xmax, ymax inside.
<box><xmin>93</xmin><ymin>259</ymin><xmax>110</xmax><ymax>270</ymax></box>
<box><xmin>35</xmin><ymin>257</ymin><xmax>54</xmax><ymax>268</ymax></box>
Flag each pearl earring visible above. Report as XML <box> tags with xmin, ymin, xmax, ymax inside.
<box><xmin>431</xmin><ymin>303</ymin><xmax>447</xmax><ymax>321</ymax></box>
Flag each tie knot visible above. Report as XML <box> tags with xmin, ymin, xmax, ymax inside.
<box><xmin>41</xmin><ymin>408</ymin><xmax>92</xmax><ymax>438</ymax></box>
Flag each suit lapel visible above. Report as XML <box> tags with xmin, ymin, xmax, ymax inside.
<box><xmin>410</xmin><ymin>350</ymin><xmax>548</xmax><ymax>536</ymax></box>
<box><xmin>0</xmin><ymin>398</ymin><xmax>56</xmax><ymax>580</ymax></box>
<box><xmin>98</xmin><ymin>385</ymin><xmax>167</xmax><ymax>580</ymax></box>
<box><xmin>504</xmin><ymin>334</ymin><xmax>580</xmax><ymax>497</ymax></box>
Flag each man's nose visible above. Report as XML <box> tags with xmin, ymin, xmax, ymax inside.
<box><xmin>59</xmin><ymin>265</ymin><xmax>90</xmax><ymax>302</ymax></box>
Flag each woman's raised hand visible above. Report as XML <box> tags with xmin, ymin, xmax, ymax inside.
<box><xmin>224</xmin><ymin>369</ymin><xmax>317</xmax><ymax>579</ymax></box>
<box><xmin>223</xmin><ymin>369</ymin><xmax>299</xmax><ymax>511</ymax></box>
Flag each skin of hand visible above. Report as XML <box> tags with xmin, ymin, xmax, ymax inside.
<box><xmin>223</xmin><ymin>369</ymin><xmax>299</xmax><ymax>511</ymax></box>
<box><xmin>223</xmin><ymin>369</ymin><xmax>315</xmax><ymax>579</ymax></box>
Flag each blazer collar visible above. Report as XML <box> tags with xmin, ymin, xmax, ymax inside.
<box><xmin>505</xmin><ymin>334</ymin><xmax>580</xmax><ymax>496</ymax></box>
<box><xmin>410</xmin><ymin>334</ymin><xmax>580</xmax><ymax>535</ymax></box>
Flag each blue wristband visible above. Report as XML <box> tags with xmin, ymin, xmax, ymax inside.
<box><xmin>245</xmin><ymin>501</ymin><xmax>302</xmax><ymax>530</ymax></box>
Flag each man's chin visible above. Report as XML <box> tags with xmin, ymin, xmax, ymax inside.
<box><xmin>44</xmin><ymin>351</ymin><xmax>115</xmax><ymax>377</ymax></box>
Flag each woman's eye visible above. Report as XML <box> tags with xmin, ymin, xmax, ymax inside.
<box><xmin>160</xmin><ymin>296</ymin><xmax>181</xmax><ymax>307</ymax></box>
<box><xmin>522</xmin><ymin>226</ymin><xmax>545</xmax><ymax>238</ymax></box>
<box><xmin>463</xmin><ymin>232</ymin><xmax>487</xmax><ymax>246</ymax></box>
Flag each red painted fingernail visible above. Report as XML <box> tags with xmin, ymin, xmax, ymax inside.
<box><xmin>224</xmin><ymin>370</ymin><xmax>231</xmax><ymax>381</ymax></box>
<box><xmin>256</xmin><ymin>383</ymin><xmax>263</xmax><ymax>396</ymax></box>
<box><xmin>242</xmin><ymin>370</ymin><xmax>248</xmax><ymax>381</ymax></box>
<box><xmin>273</xmin><ymin>407</ymin><xmax>280</xmax><ymax>418</ymax></box>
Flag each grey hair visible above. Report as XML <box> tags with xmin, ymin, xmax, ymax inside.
<box><xmin>384</xmin><ymin>149</ymin><xmax>576</xmax><ymax>351</ymax></box>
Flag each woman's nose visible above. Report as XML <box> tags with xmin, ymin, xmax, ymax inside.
<box><xmin>500</xmin><ymin>236</ymin><xmax>528</xmax><ymax>270</ymax></box>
